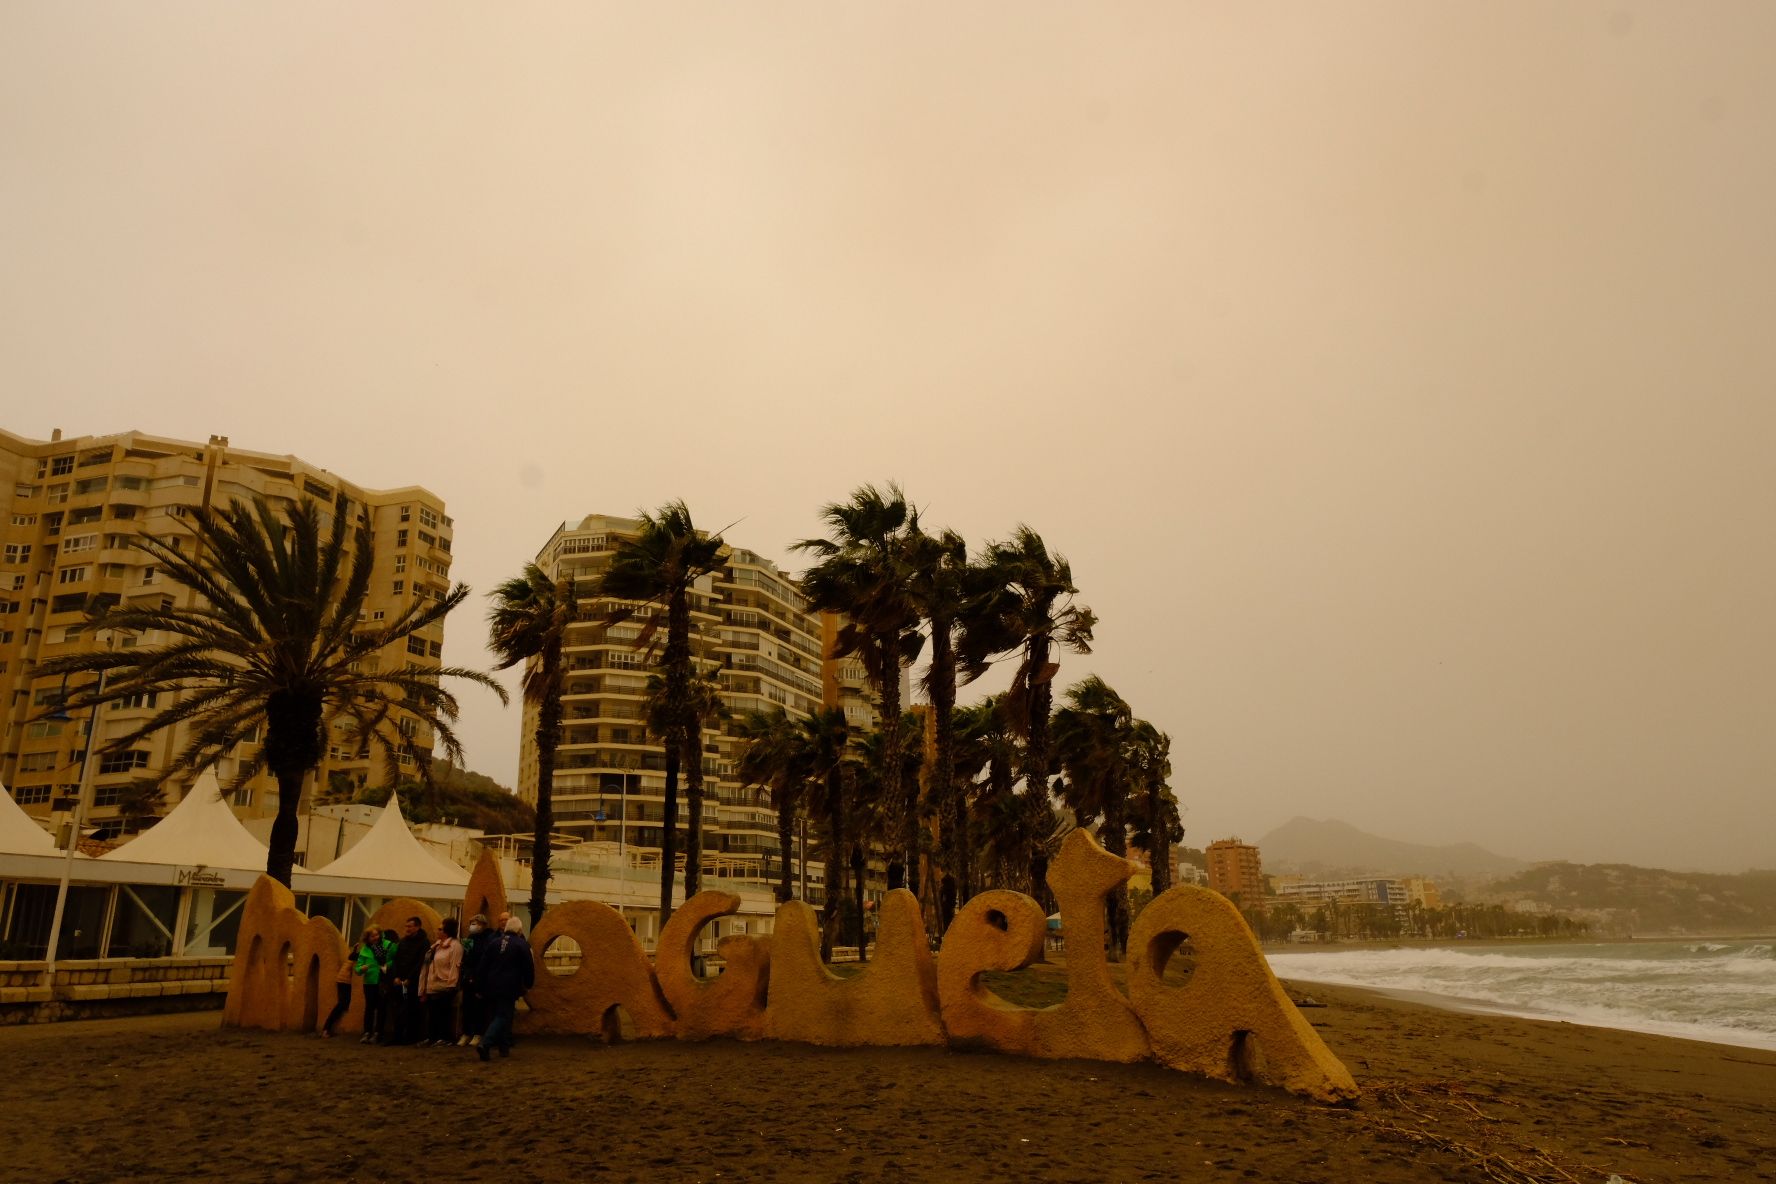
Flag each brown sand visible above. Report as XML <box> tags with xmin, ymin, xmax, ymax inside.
<box><xmin>1</xmin><ymin>969</ymin><xmax>1772</xmax><ymax>1183</ymax></box>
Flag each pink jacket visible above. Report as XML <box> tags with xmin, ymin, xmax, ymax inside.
<box><xmin>420</xmin><ymin>937</ymin><xmax>462</xmax><ymax>994</ymax></box>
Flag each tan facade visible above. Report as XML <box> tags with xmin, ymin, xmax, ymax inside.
<box><xmin>1204</xmin><ymin>837</ymin><xmax>1265</xmax><ymax>903</ymax></box>
<box><xmin>0</xmin><ymin>426</ymin><xmax>450</xmax><ymax>834</ymax></box>
<box><xmin>520</xmin><ymin>515</ymin><xmax>878</xmax><ymax>899</ymax></box>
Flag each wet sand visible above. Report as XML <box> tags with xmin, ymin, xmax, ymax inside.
<box><xmin>1</xmin><ymin>970</ymin><xmax>1772</xmax><ymax>1183</ymax></box>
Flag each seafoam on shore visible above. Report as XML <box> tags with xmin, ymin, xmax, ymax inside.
<box><xmin>1266</xmin><ymin>938</ymin><xmax>1776</xmax><ymax>1051</ymax></box>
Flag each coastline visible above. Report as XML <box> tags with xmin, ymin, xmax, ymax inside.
<box><xmin>3</xmin><ymin>981</ymin><xmax>1773</xmax><ymax>1182</ymax></box>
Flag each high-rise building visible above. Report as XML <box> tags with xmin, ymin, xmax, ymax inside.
<box><xmin>520</xmin><ymin>514</ymin><xmax>879</xmax><ymax>899</ymax></box>
<box><xmin>1205</xmin><ymin>836</ymin><xmax>1265</xmax><ymax>903</ymax></box>
<box><xmin>1</xmin><ymin>427</ymin><xmax>453</xmax><ymax>834</ymax></box>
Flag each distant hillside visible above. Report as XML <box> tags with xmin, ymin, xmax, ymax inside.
<box><xmin>1256</xmin><ymin>817</ymin><xmax>1530</xmax><ymax>881</ymax></box>
<box><xmin>1483</xmin><ymin>862</ymin><xmax>1776</xmax><ymax>935</ymax></box>
<box><xmin>355</xmin><ymin>764</ymin><xmax>535</xmax><ymax>835</ymax></box>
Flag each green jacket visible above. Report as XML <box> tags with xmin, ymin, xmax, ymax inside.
<box><xmin>353</xmin><ymin>943</ymin><xmax>385</xmax><ymax>986</ymax></box>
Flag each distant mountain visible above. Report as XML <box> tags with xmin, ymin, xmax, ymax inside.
<box><xmin>1255</xmin><ymin>817</ymin><xmax>1530</xmax><ymax>881</ymax></box>
<box><xmin>1486</xmin><ymin>863</ymin><xmax>1776</xmax><ymax>934</ymax></box>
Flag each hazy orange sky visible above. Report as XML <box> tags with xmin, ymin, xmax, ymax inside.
<box><xmin>4</xmin><ymin>3</ymin><xmax>1771</xmax><ymax>872</ymax></box>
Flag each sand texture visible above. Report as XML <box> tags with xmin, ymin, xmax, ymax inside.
<box><xmin>1</xmin><ymin>968</ymin><xmax>1772</xmax><ymax>1183</ymax></box>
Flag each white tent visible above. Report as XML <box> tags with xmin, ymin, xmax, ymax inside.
<box><xmin>0</xmin><ymin>781</ymin><xmax>57</xmax><ymax>855</ymax></box>
<box><xmin>310</xmin><ymin>790</ymin><xmax>468</xmax><ymax>886</ymax></box>
<box><xmin>99</xmin><ymin>770</ymin><xmax>280</xmax><ymax>871</ymax></box>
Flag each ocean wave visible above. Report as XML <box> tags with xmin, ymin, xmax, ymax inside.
<box><xmin>1265</xmin><ymin>942</ymin><xmax>1776</xmax><ymax>1051</ymax></box>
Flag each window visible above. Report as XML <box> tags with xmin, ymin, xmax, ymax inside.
<box><xmin>78</xmin><ymin>448</ymin><xmax>111</xmax><ymax>468</ymax></box>
<box><xmin>371</xmin><ymin>610</ymin><xmax>384</xmax><ymax>621</ymax></box>
<box><xmin>9</xmin><ymin>515</ymin><xmax>35</xmax><ymax>528</ymax></box>
<box><xmin>406</xmin><ymin>636</ymin><xmax>428</xmax><ymax>656</ymax></box>
<box><xmin>18</xmin><ymin>752</ymin><xmax>58</xmax><ymax>773</ymax></box>
<box><xmin>418</xmin><ymin>506</ymin><xmax>438</xmax><ymax>529</ymax></box>
<box><xmin>93</xmin><ymin>784</ymin><xmax>125</xmax><ymax>808</ymax></box>
<box><xmin>142</xmin><ymin>567</ymin><xmax>157</xmax><ymax>585</ymax></box>
<box><xmin>61</xmin><ymin>534</ymin><xmax>96</xmax><ymax>555</ymax></box>
<box><xmin>98</xmin><ymin>750</ymin><xmax>150</xmax><ymax>776</ymax></box>
<box><xmin>0</xmin><ymin>630</ymin><xmax>14</xmax><ymax>644</ymax></box>
<box><xmin>396</xmin><ymin>529</ymin><xmax>408</xmax><ymax>547</ymax></box>
<box><xmin>50</xmin><ymin>593</ymin><xmax>85</xmax><ymax>613</ymax></box>
<box><xmin>303</xmin><ymin>478</ymin><xmax>332</xmax><ymax>500</ymax></box>
<box><xmin>417</xmin><ymin>530</ymin><xmax>436</xmax><ymax>546</ymax></box>
<box><xmin>69</xmin><ymin>507</ymin><xmax>102</xmax><ymax>525</ymax></box>
<box><xmin>7</xmin><ymin>575</ymin><xmax>23</xmax><ymax>591</ymax></box>
<box><xmin>49</xmin><ymin>455</ymin><xmax>74</xmax><ymax>476</ymax></box>
<box><xmin>12</xmin><ymin>784</ymin><xmax>53</xmax><ymax>805</ymax></box>
<box><xmin>111</xmin><ymin>504</ymin><xmax>136</xmax><ymax>520</ymax></box>
<box><xmin>57</xmin><ymin>566</ymin><xmax>88</xmax><ymax>585</ymax></box>
<box><xmin>25</xmin><ymin>721</ymin><xmax>64</xmax><ymax>739</ymax></box>
<box><xmin>116</xmin><ymin>475</ymin><xmax>147</xmax><ymax>491</ymax></box>
<box><xmin>73</xmin><ymin>476</ymin><xmax>108</xmax><ymax>496</ymax></box>
<box><xmin>399</xmin><ymin>505</ymin><xmax>411</xmax><ymax>522</ymax></box>
<box><xmin>4</xmin><ymin>544</ymin><xmax>30</xmax><ymax>564</ymax></box>
<box><xmin>112</xmin><ymin>691</ymin><xmax>159</xmax><ymax>710</ymax></box>
<box><xmin>393</xmin><ymin>556</ymin><xmax>406</xmax><ymax>573</ymax></box>
<box><xmin>428</xmin><ymin>640</ymin><xmax>442</xmax><ymax>658</ymax></box>
<box><xmin>392</xmin><ymin>580</ymin><xmax>404</xmax><ymax>595</ymax></box>
<box><xmin>58</xmin><ymin>624</ymin><xmax>82</xmax><ymax>643</ymax></box>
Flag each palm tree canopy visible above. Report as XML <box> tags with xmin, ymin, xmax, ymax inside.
<box><xmin>486</xmin><ymin>562</ymin><xmax>577</xmax><ymax>706</ymax></box>
<box><xmin>36</xmin><ymin>495</ymin><xmax>506</xmax><ymax>789</ymax></box>
<box><xmin>793</xmin><ymin>482</ymin><xmax>925</xmax><ymax>683</ymax></box>
<box><xmin>1050</xmin><ymin>675</ymin><xmax>1136</xmax><ymax>827</ymax></box>
<box><xmin>959</xmin><ymin>525</ymin><xmax>1096</xmax><ymax>695</ymax></box>
<box><xmin>598</xmin><ymin>500</ymin><xmax>727</xmax><ymax>643</ymax></box>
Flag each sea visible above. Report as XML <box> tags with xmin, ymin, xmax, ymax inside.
<box><xmin>1264</xmin><ymin>938</ymin><xmax>1776</xmax><ymax>1052</ymax></box>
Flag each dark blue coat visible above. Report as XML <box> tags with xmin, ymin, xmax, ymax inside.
<box><xmin>481</xmin><ymin>931</ymin><xmax>536</xmax><ymax>999</ymax></box>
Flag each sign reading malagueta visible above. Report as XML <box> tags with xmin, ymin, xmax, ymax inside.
<box><xmin>223</xmin><ymin>832</ymin><xmax>1359</xmax><ymax>1102</ymax></box>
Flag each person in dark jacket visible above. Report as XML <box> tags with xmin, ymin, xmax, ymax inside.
<box><xmin>388</xmin><ymin>916</ymin><xmax>430</xmax><ymax>1045</ymax></box>
<box><xmin>476</xmin><ymin>915</ymin><xmax>534</xmax><ymax>1062</ymax></box>
<box><xmin>457</xmin><ymin>914</ymin><xmax>490</xmax><ymax>1047</ymax></box>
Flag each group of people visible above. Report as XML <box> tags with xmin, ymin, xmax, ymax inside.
<box><xmin>320</xmin><ymin>909</ymin><xmax>536</xmax><ymax>1062</ymax></box>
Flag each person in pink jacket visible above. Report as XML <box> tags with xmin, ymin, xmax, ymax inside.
<box><xmin>418</xmin><ymin>917</ymin><xmax>464</xmax><ymax>1047</ymax></box>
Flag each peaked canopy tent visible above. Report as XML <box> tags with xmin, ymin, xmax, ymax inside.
<box><xmin>100</xmin><ymin>770</ymin><xmax>283</xmax><ymax>872</ymax></box>
<box><xmin>0</xmin><ymin>782</ymin><xmax>57</xmax><ymax>857</ymax></box>
<box><xmin>310</xmin><ymin>790</ymin><xmax>469</xmax><ymax>887</ymax></box>
<box><xmin>1</xmin><ymin>783</ymin><xmax>471</xmax><ymax>962</ymax></box>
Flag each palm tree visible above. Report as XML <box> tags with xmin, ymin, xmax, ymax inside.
<box><xmin>36</xmin><ymin>495</ymin><xmax>504</xmax><ymax>887</ymax></box>
<box><xmin>644</xmin><ymin>669</ymin><xmax>725</xmax><ymax>899</ymax></box>
<box><xmin>1052</xmin><ymin>676</ymin><xmax>1137</xmax><ymax>958</ymax></box>
<box><xmin>795</xmin><ymin>483</ymin><xmax>924</xmax><ymax>891</ymax></box>
<box><xmin>960</xmin><ymin>526</ymin><xmax>1095</xmax><ymax>822</ymax></box>
<box><xmin>1126</xmin><ymin>721</ymin><xmax>1182</xmax><ymax>897</ymax></box>
<box><xmin>735</xmin><ymin>707</ymin><xmax>808</xmax><ymax>903</ymax></box>
<box><xmin>599</xmin><ymin>501</ymin><xmax>726</xmax><ymax>930</ymax></box>
<box><xmin>903</xmin><ymin>521</ymin><xmax>980</xmax><ymax>930</ymax></box>
<box><xmin>487</xmin><ymin>563</ymin><xmax>579</xmax><ymax>927</ymax></box>
<box><xmin>791</xmin><ymin>707</ymin><xmax>853</xmax><ymax>959</ymax></box>
<box><xmin>848</xmin><ymin>715</ymin><xmax>922</xmax><ymax>958</ymax></box>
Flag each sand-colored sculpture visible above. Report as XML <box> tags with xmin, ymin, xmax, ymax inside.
<box><xmin>366</xmin><ymin>897</ymin><xmax>443</xmax><ymax>940</ymax></box>
<box><xmin>1127</xmin><ymin>885</ymin><xmax>1360</xmax><ymax>1102</ymax></box>
<box><xmin>936</xmin><ymin>830</ymin><xmax>1151</xmax><ymax>1063</ymax></box>
<box><xmin>463</xmin><ymin>849</ymin><xmax>508</xmax><ymax>923</ymax></box>
<box><xmin>934</xmin><ymin>887</ymin><xmax>1048</xmax><ymax>1053</ymax></box>
<box><xmin>525</xmin><ymin>899</ymin><xmax>675</xmax><ymax>1041</ymax></box>
<box><xmin>656</xmin><ymin>890</ymin><xmax>771</xmax><ymax>1041</ymax></box>
<box><xmin>224</xmin><ymin>876</ymin><xmax>348</xmax><ymax>1033</ymax></box>
<box><xmin>764</xmin><ymin>888</ymin><xmax>944</xmax><ymax>1047</ymax></box>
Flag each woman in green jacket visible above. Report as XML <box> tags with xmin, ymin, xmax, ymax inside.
<box><xmin>354</xmin><ymin>927</ymin><xmax>385</xmax><ymax>1044</ymax></box>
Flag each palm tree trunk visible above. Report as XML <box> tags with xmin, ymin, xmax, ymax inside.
<box><xmin>775</xmin><ymin>790</ymin><xmax>795</xmax><ymax>903</ymax></box>
<box><xmin>529</xmin><ymin>699</ymin><xmax>560</xmax><ymax>928</ymax></box>
<box><xmin>1102</xmin><ymin>792</ymin><xmax>1130</xmax><ymax>962</ymax></box>
<box><xmin>821</xmin><ymin>766</ymin><xmax>844</xmax><ymax>961</ymax></box>
<box><xmin>683</xmin><ymin>728</ymin><xmax>704</xmax><ymax>900</ymax></box>
<box><xmin>851</xmin><ymin>841</ymin><xmax>867</xmax><ymax>961</ymax></box>
<box><xmin>659</xmin><ymin>743</ymin><xmax>680</xmax><ymax>933</ymax></box>
<box><xmin>929</xmin><ymin>621</ymin><xmax>959</xmax><ymax>929</ymax></box>
<box><xmin>1147</xmin><ymin>787</ymin><xmax>1170</xmax><ymax>898</ymax></box>
<box><xmin>263</xmin><ymin>689</ymin><xmax>322</xmax><ymax>888</ymax></box>
<box><xmin>879</xmin><ymin>648</ymin><xmax>908</xmax><ymax>891</ymax></box>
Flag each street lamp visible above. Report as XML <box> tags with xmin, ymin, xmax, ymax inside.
<box><xmin>43</xmin><ymin>639</ymin><xmax>113</xmax><ymax>972</ymax></box>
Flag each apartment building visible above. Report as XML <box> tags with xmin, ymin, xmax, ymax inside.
<box><xmin>0</xmin><ymin>427</ymin><xmax>452</xmax><ymax>834</ymax></box>
<box><xmin>519</xmin><ymin>514</ymin><xmax>881</xmax><ymax>900</ymax></box>
<box><xmin>1205</xmin><ymin>836</ymin><xmax>1265</xmax><ymax>903</ymax></box>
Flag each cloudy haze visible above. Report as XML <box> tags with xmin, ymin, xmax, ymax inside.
<box><xmin>4</xmin><ymin>3</ymin><xmax>1771</xmax><ymax>872</ymax></box>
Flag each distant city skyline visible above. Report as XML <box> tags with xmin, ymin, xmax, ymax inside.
<box><xmin>4</xmin><ymin>4</ymin><xmax>1771</xmax><ymax>873</ymax></box>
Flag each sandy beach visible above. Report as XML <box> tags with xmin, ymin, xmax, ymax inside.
<box><xmin>2</xmin><ymin>967</ymin><xmax>1772</xmax><ymax>1184</ymax></box>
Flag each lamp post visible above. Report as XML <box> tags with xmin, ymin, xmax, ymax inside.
<box><xmin>44</xmin><ymin>659</ymin><xmax>108</xmax><ymax>972</ymax></box>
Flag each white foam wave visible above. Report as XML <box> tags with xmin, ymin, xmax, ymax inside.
<box><xmin>1266</xmin><ymin>941</ymin><xmax>1776</xmax><ymax>1052</ymax></box>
